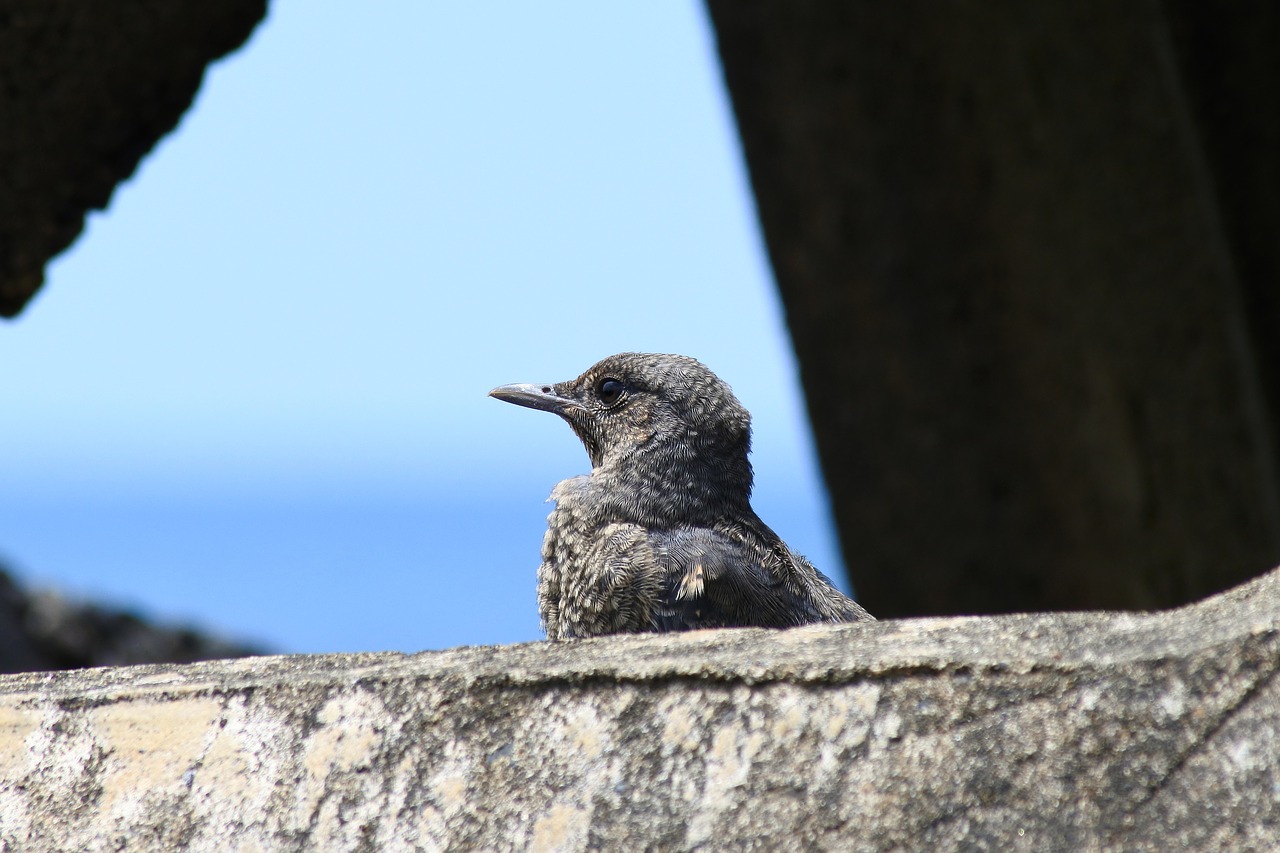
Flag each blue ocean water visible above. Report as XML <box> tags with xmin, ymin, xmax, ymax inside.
<box><xmin>0</xmin><ymin>480</ymin><xmax>846</xmax><ymax>656</ymax></box>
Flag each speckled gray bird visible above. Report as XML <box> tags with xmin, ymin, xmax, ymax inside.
<box><xmin>489</xmin><ymin>352</ymin><xmax>874</xmax><ymax>640</ymax></box>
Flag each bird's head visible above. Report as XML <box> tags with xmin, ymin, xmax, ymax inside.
<box><xmin>489</xmin><ymin>352</ymin><xmax>754</xmax><ymax>493</ymax></box>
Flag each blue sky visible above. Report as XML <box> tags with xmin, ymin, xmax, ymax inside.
<box><xmin>0</xmin><ymin>2</ymin><xmax>845</xmax><ymax>654</ymax></box>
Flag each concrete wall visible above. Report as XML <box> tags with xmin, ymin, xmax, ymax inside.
<box><xmin>2</xmin><ymin>567</ymin><xmax>1277</xmax><ymax>851</ymax></box>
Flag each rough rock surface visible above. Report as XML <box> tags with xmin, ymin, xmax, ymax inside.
<box><xmin>0</xmin><ymin>0</ymin><xmax>267</xmax><ymax>316</ymax></box>
<box><xmin>1</xmin><ymin>566</ymin><xmax>1276</xmax><ymax>851</ymax></box>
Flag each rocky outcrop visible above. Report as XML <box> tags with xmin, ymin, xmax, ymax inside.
<box><xmin>1</xmin><ymin>565</ymin><xmax>1276</xmax><ymax>851</ymax></box>
<box><xmin>0</xmin><ymin>568</ymin><xmax>259</xmax><ymax>674</ymax></box>
<box><xmin>0</xmin><ymin>0</ymin><xmax>267</xmax><ymax>316</ymax></box>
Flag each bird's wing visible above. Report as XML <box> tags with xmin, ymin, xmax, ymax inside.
<box><xmin>649</xmin><ymin>527</ymin><xmax>824</xmax><ymax>631</ymax></box>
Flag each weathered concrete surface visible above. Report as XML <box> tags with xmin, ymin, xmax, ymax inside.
<box><xmin>0</xmin><ymin>0</ymin><xmax>267</xmax><ymax>316</ymax></box>
<box><xmin>1</xmin><ymin>567</ymin><xmax>1278</xmax><ymax>851</ymax></box>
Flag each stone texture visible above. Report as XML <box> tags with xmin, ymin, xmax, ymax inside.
<box><xmin>1</xmin><ymin>565</ymin><xmax>1277</xmax><ymax>851</ymax></box>
<box><xmin>705</xmin><ymin>0</ymin><xmax>1280</xmax><ymax>616</ymax></box>
<box><xmin>0</xmin><ymin>0</ymin><xmax>267</xmax><ymax>316</ymax></box>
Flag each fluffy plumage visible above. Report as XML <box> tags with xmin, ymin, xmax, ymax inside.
<box><xmin>490</xmin><ymin>352</ymin><xmax>873</xmax><ymax>639</ymax></box>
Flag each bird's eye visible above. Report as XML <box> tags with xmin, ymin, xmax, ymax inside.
<box><xmin>597</xmin><ymin>378</ymin><xmax>625</xmax><ymax>405</ymax></box>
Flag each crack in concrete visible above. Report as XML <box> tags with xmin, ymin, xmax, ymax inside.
<box><xmin>1110</xmin><ymin>634</ymin><xmax>1280</xmax><ymax>838</ymax></box>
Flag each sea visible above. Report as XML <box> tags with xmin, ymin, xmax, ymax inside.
<box><xmin>0</xmin><ymin>477</ymin><xmax>847</xmax><ymax>656</ymax></box>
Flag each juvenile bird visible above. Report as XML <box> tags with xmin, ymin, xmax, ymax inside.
<box><xmin>489</xmin><ymin>353</ymin><xmax>874</xmax><ymax>640</ymax></box>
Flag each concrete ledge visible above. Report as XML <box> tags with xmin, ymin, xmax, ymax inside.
<box><xmin>2</xmin><ymin>568</ymin><xmax>1278</xmax><ymax>851</ymax></box>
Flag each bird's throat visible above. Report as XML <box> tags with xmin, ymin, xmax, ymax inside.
<box><xmin>589</xmin><ymin>444</ymin><xmax>753</xmax><ymax>528</ymax></box>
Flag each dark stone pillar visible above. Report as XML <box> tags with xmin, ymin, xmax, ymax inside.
<box><xmin>706</xmin><ymin>1</ymin><xmax>1280</xmax><ymax>615</ymax></box>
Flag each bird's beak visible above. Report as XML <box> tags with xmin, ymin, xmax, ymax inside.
<box><xmin>488</xmin><ymin>383</ymin><xmax>576</xmax><ymax>416</ymax></box>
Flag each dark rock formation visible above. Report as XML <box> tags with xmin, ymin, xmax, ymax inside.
<box><xmin>0</xmin><ymin>567</ymin><xmax>259</xmax><ymax>674</ymax></box>
<box><xmin>705</xmin><ymin>1</ymin><xmax>1280</xmax><ymax>616</ymax></box>
<box><xmin>0</xmin><ymin>0</ymin><xmax>267</xmax><ymax>316</ymax></box>
<box><xmin>1</xmin><ymin>564</ymin><xmax>1277</xmax><ymax>849</ymax></box>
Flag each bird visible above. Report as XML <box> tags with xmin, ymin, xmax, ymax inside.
<box><xmin>489</xmin><ymin>352</ymin><xmax>874</xmax><ymax>640</ymax></box>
